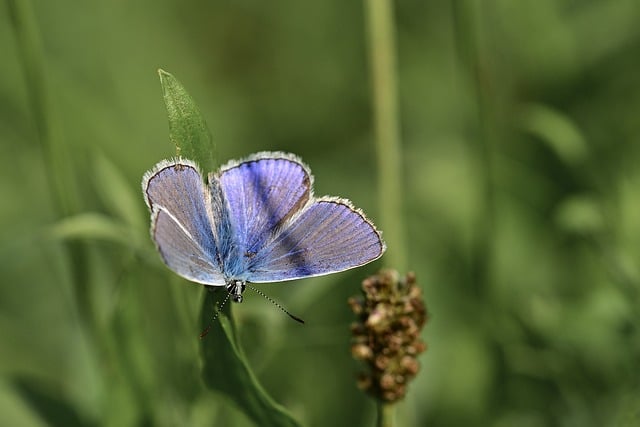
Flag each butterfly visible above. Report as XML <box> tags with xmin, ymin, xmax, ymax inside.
<box><xmin>142</xmin><ymin>152</ymin><xmax>385</xmax><ymax>303</ymax></box>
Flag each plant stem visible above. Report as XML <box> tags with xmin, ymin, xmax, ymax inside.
<box><xmin>376</xmin><ymin>402</ymin><xmax>396</xmax><ymax>427</ymax></box>
<box><xmin>7</xmin><ymin>0</ymin><xmax>79</xmax><ymax>215</ymax></box>
<box><xmin>364</xmin><ymin>0</ymin><xmax>407</xmax><ymax>273</ymax></box>
<box><xmin>8</xmin><ymin>0</ymin><xmax>92</xmax><ymax>325</ymax></box>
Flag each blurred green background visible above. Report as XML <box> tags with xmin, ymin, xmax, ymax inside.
<box><xmin>2</xmin><ymin>0</ymin><xmax>640</xmax><ymax>426</ymax></box>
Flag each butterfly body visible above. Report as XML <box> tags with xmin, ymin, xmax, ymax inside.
<box><xmin>226</xmin><ymin>280</ymin><xmax>246</xmax><ymax>303</ymax></box>
<box><xmin>142</xmin><ymin>152</ymin><xmax>385</xmax><ymax>302</ymax></box>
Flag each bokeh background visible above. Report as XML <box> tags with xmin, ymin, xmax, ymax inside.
<box><xmin>2</xmin><ymin>1</ymin><xmax>640</xmax><ymax>426</ymax></box>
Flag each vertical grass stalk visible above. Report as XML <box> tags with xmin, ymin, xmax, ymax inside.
<box><xmin>8</xmin><ymin>0</ymin><xmax>92</xmax><ymax>325</ymax></box>
<box><xmin>7</xmin><ymin>0</ymin><xmax>79</xmax><ymax>215</ymax></box>
<box><xmin>376</xmin><ymin>402</ymin><xmax>395</xmax><ymax>427</ymax></box>
<box><xmin>364</xmin><ymin>0</ymin><xmax>407</xmax><ymax>274</ymax></box>
<box><xmin>364</xmin><ymin>0</ymin><xmax>406</xmax><ymax>425</ymax></box>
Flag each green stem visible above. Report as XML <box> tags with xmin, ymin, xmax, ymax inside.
<box><xmin>8</xmin><ymin>0</ymin><xmax>92</xmax><ymax>325</ymax></box>
<box><xmin>364</xmin><ymin>0</ymin><xmax>407</xmax><ymax>273</ymax></box>
<box><xmin>376</xmin><ymin>402</ymin><xmax>396</xmax><ymax>427</ymax></box>
<box><xmin>7</xmin><ymin>0</ymin><xmax>79</xmax><ymax>215</ymax></box>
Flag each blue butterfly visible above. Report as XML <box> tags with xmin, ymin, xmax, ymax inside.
<box><xmin>142</xmin><ymin>152</ymin><xmax>385</xmax><ymax>303</ymax></box>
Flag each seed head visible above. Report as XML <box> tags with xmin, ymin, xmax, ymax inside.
<box><xmin>349</xmin><ymin>270</ymin><xmax>428</xmax><ymax>402</ymax></box>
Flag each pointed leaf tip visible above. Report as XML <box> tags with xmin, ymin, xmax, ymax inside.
<box><xmin>158</xmin><ymin>69</ymin><xmax>216</xmax><ymax>171</ymax></box>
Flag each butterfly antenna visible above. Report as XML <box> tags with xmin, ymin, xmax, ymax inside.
<box><xmin>245</xmin><ymin>283</ymin><xmax>305</xmax><ymax>324</ymax></box>
<box><xmin>199</xmin><ymin>290</ymin><xmax>232</xmax><ymax>339</ymax></box>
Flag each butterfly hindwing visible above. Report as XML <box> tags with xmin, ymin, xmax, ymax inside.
<box><xmin>246</xmin><ymin>198</ymin><xmax>385</xmax><ymax>283</ymax></box>
<box><xmin>143</xmin><ymin>160</ymin><xmax>225</xmax><ymax>286</ymax></box>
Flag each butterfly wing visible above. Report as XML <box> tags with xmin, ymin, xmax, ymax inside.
<box><xmin>142</xmin><ymin>159</ymin><xmax>225</xmax><ymax>285</ymax></box>
<box><xmin>214</xmin><ymin>152</ymin><xmax>312</xmax><ymax>278</ymax></box>
<box><xmin>215</xmin><ymin>151</ymin><xmax>384</xmax><ymax>282</ymax></box>
<box><xmin>246</xmin><ymin>197</ymin><xmax>385</xmax><ymax>282</ymax></box>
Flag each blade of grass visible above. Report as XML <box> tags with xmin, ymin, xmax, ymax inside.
<box><xmin>7</xmin><ymin>0</ymin><xmax>79</xmax><ymax>215</ymax></box>
<box><xmin>364</xmin><ymin>0</ymin><xmax>405</xmax><ymax>425</ymax></box>
<box><xmin>8</xmin><ymin>0</ymin><xmax>94</xmax><ymax>329</ymax></box>
<box><xmin>364</xmin><ymin>0</ymin><xmax>407</xmax><ymax>274</ymax></box>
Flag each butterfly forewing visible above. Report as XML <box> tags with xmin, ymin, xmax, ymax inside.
<box><xmin>216</xmin><ymin>153</ymin><xmax>312</xmax><ymax>278</ymax></box>
<box><xmin>246</xmin><ymin>198</ymin><xmax>385</xmax><ymax>283</ymax></box>
<box><xmin>143</xmin><ymin>160</ymin><xmax>225</xmax><ymax>285</ymax></box>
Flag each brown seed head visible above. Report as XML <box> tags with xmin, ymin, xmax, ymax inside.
<box><xmin>349</xmin><ymin>269</ymin><xmax>428</xmax><ymax>403</ymax></box>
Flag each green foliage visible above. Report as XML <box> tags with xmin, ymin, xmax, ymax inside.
<box><xmin>200</xmin><ymin>291</ymin><xmax>301</xmax><ymax>427</ymax></box>
<box><xmin>159</xmin><ymin>69</ymin><xmax>217</xmax><ymax>172</ymax></box>
<box><xmin>2</xmin><ymin>1</ymin><xmax>640</xmax><ymax>426</ymax></box>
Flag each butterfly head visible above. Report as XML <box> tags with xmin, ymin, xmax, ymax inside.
<box><xmin>226</xmin><ymin>280</ymin><xmax>247</xmax><ymax>303</ymax></box>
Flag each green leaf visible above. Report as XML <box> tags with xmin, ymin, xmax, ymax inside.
<box><xmin>200</xmin><ymin>290</ymin><xmax>302</xmax><ymax>427</ymax></box>
<box><xmin>47</xmin><ymin>212</ymin><xmax>141</xmax><ymax>248</ymax></box>
<box><xmin>158</xmin><ymin>69</ymin><xmax>216</xmax><ymax>171</ymax></box>
<box><xmin>519</xmin><ymin>103</ymin><xmax>588</xmax><ymax>166</ymax></box>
